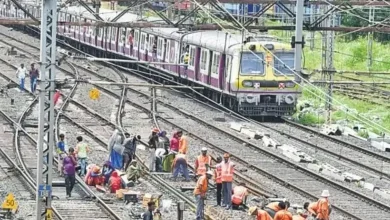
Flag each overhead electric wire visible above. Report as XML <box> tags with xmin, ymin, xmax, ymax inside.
<box><xmin>191</xmin><ymin>0</ymin><xmax>390</xmax><ymax>134</ymax></box>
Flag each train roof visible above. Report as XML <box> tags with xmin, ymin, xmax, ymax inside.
<box><xmin>61</xmin><ymin>6</ymin><xmax>289</xmax><ymax>53</ymax></box>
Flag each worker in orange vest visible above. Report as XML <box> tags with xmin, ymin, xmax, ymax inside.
<box><xmin>193</xmin><ymin>170</ymin><xmax>213</xmax><ymax>220</ymax></box>
<box><xmin>221</xmin><ymin>153</ymin><xmax>234</xmax><ymax>210</ymax></box>
<box><xmin>177</xmin><ymin>131</ymin><xmax>188</xmax><ymax>154</ymax></box>
<box><xmin>292</xmin><ymin>209</ymin><xmax>308</xmax><ymax>220</ymax></box>
<box><xmin>307</xmin><ymin>190</ymin><xmax>331</xmax><ymax>220</ymax></box>
<box><xmin>213</xmin><ymin>156</ymin><xmax>223</xmax><ymax>206</ymax></box>
<box><xmin>264</xmin><ymin>201</ymin><xmax>286</xmax><ymax>218</ymax></box>
<box><xmin>194</xmin><ymin>147</ymin><xmax>211</xmax><ymax>176</ymax></box>
<box><xmin>231</xmin><ymin>182</ymin><xmax>248</xmax><ymax>209</ymax></box>
<box><xmin>248</xmin><ymin>206</ymin><xmax>272</xmax><ymax>220</ymax></box>
<box><xmin>273</xmin><ymin>201</ymin><xmax>292</xmax><ymax>220</ymax></box>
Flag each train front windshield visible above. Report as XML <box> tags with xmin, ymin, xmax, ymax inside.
<box><xmin>240</xmin><ymin>52</ymin><xmax>265</xmax><ymax>75</ymax></box>
<box><xmin>274</xmin><ymin>52</ymin><xmax>295</xmax><ymax>75</ymax></box>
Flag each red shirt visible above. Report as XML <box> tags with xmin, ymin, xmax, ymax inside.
<box><xmin>54</xmin><ymin>91</ymin><xmax>61</xmax><ymax>105</ymax></box>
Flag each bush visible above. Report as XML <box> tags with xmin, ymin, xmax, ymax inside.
<box><xmin>298</xmin><ymin>113</ymin><xmax>325</xmax><ymax>126</ymax></box>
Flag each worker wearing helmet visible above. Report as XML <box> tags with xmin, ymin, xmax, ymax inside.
<box><xmin>194</xmin><ymin>170</ymin><xmax>213</xmax><ymax>220</ymax></box>
<box><xmin>221</xmin><ymin>153</ymin><xmax>234</xmax><ymax>210</ymax></box>
<box><xmin>194</xmin><ymin>147</ymin><xmax>212</xmax><ymax>176</ymax></box>
<box><xmin>213</xmin><ymin>156</ymin><xmax>223</xmax><ymax>206</ymax></box>
<box><xmin>306</xmin><ymin>190</ymin><xmax>331</xmax><ymax>220</ymax></box>
<box><xmin>248</xmin><ymin>206</ymin><xmax>272</xmax><ymax>220</ymax></box>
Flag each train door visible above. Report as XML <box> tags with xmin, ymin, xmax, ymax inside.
<box><xmin>164</xmin><ymin>39</ymin><xmax>170</xmax><ymax>70</ymax></box>
<box><xmin>219</xmin><ymin>54</ymin><xmax>226</xmax><ymax>90</ymax></box>
<box><xmin>140</xmin><ymin>32</ymin><xmax>147</xmax><ymax>61</ymax></box>
<box><xmin>211</xmin><ymin>51</ymin><xmax>220</xmax><ymax>88</ymax></box>
<box><xmin>225</xmin><ymin>55</ymin><xmax>232</xmax><ymax>92</ymax></box>
<box><xmin>199</xmin><ymin>49</ymin><xmax>210</xmax><ymax>84</ymax></box>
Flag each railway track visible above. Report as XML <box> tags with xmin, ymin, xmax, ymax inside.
<box><xmin>1</xmin><ymin>27</ymin><xmax>389</xmax><ymax>218</ymax></box>
<box><xmin>0</xmin><ymin>58</ymin><xmax>122</xmax><ymax>219</ymax></box>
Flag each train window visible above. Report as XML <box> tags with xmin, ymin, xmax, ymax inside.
<box><xmin>157</xmin><ymin>38</ymin><xmax>164</xmax><ymax>58</ymax></box>
<box><xmin>165</xmin><ymin>40</ymin><xmax>170</xmax><ymax>62</ymax></box>
<box><xmin>98</xmin><ymin>28</ymin><xmax>103</xmax><ymax>38</ymax></box>
<box><xmin>140</xmin><ymin>33</ymin><xmax>146</xmax><ymax>51</ymax></box>
<box><xmin>148</xmin><ymin>35</ymin><xmax>154</xmax><ymax>51</ymax></box>
<box><xmin>211</xmin><ymin>53</ymin><xmax>220</xmax><ymax>76</ymax></box>
<box><xmin>200</xmin><ymin>49</ymin><xmax>209</xmax><ymax>71</ymax></box>
<box><xmin>240</xmin><ymin>52</ymin><xmax>264</xmax><ymax>75</ymax></box>
<box><xmin>105</xmin><ymin>28</ymin><xmax>111</xmax><ymax>39</ymax></box>
<box><xmin>189</xmin><ymin>46</ymin><xmax>195</xmax><ymax>67</ymax></box>
<box><xmin>274</xmin><ymin>52</ymin><xmax>295</xmax><ymax>75</ymax></box>
<box><xmin>112</xmin><ymin>27</ymin><xmax>117</xmax><ymax>41</ymax></box>
<box><xmin>134</xmin><ymin>31</ymin><xmax>139</xmax><ymax>48</ymax></box>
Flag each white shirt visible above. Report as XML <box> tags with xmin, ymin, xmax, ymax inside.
<box><xmin>155</xmin><ymin>148</ymin><xmax>166</xmax><ymax>158</ymax></box>
<box><xmin>16</xmin><ymin>67</ymin><xmax>27</xmax><ymax>79</ymax></box>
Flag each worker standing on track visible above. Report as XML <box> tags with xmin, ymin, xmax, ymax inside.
<box><xmin>307</xmin><ymin>190</ymin><xmax>331</xmax><ymax>220</ymax></box>
<box><xmin>75</xmin><ymin>136</ymin><xmax>90</xmax><ymax>177</ymax></box>
<box><xmin>57</xmin><ymin>133</ymin><xmax>66</xmax><ymax>176</ymax></box>
<box><xmin>231</xmin><ymin>182</ymin><xmax>249</xmax><ymax>209</ymax></box>
<box><xmin>195</xmin><ymin>147</ymin><xmax>212</xmax><ymax>177</ymax></box>
<box><xmin>273</xmin><ymin>202</ymin><xmax>292</xmax><ymax>220</ymax></box>
<box><xmin>213</xmin><ymin>156</ymin><xmax>223</xmax><ymax>207</ymax></box>
<box><xmin>29</xmin><ymin>63</ymin><xmax>39</xmax><ymax>93</ymax></box>
<box><xmin>108</xmin><ymin>129</ymin><xmax>124</xmax><ymax>170</ymax></box>
<box><xmin>122</xmin><ymin>134</ymin><xmax>141</xmax><ymax>171</ymax></box>
<box><xmin>148</xmin><ymin>128</ymin><xmax>160</xmax><ymax>171</ymax></box>
<box><xmin>16</xmin><ymin>63</ymin><xmax>27</xmax><ymax>92</ymax></box>
<box><xmin>158</xmin><ymin>131</ymin><xmax>170</xmax><ymax>149</ymax></box>
<box><xmin>194</xmin><ymin>170</ymin><xmax>213</xmax><ymax>220</ymax></box>
<box><xmin>248</xmin><ymin>206</ymin><xmax>272</xmax><ymax>220</ymax></box>
<box><xmin>169</xmin><ymin>132</ymin><xmax>180</xmax><ymax>152</ymax></box>
<box><xmin>177</xmin><ymin>131</ymin><xmax>188</xmax><ymax>154</ymax></box>
<box><xmin>172</xmin><ymin>153</ymin><xmax>190</xmax><ymax>181</ymax></box>
<box><xmin>221</xmin><ymin>153</ymin><xmax>234</xmax><ymax>210</ymax></box>
<box><xmin>155</xmin><ymin>144</ymin><xmax>168</xmax><ymax>172</ymax></box>
<box><xmin>63</xmin><ymin>147</ymin><xmax>77</xmax><ymax>198</ymax></box>
<box><xmin>292</xmin><ymin>209</ymin><xmax>308</xmax><ymax>220</ymax></box>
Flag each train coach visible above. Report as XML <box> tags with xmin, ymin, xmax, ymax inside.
<box><xmin>2</xmin><ymin>3</ymin><xmax>301</xmax><ymax>117</ymax></box>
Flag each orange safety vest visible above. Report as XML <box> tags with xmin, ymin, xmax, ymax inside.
<box><xmin>196</xmin><ymin>155</ymin><xmax>211</xmax><ymax>175</ymax></box>
<box><xmin>316</xmin><ymin>198</ymin><xmax>330</xmax><ymax>220</ymax></box>
<box><xmin>266</xmin><ymin>202</ymin><xmax>281</xmax><ymax>212</ymax></box>
<box><xmin>274</xmin><ymin>210</ymin><xmax>293</xmax><ymax>220</ymax></box>
<box><xmin>231</xmin><ymin>186</ymin><xmax>248</xmax><ymax>205</ymax></box>
<box><xmin>193</xmin><ymin>175</ymin><xmax>208</xmax><ymax>196</ymax></box>
<box><xmin>178</xmin><ymin>136</ymin><xmax>188</xmax><ymax>154</ymax></box>
<box><xmin>214</xmin><ymin>163</ymin><xmax>222</xmax><ymax>184</ymax></box>
<box><xmin>257</xmin><ymin>210</ymin><xmax>272</xmax><ymax>220</ymax></box>
<box><xmin>221</xmin><ymin>161</ymin><xmax>234</xmax><ymax>182</ymax></box>
<box><xmin>308</xmin><ymin>202</ymin><xmax>318</xmax><ymax>215</ymax></box>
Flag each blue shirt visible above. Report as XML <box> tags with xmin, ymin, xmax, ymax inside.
<box><xmin>57</xmin><ymin>141</ymin><xmax>65</xmax><ymax>152</ymax></box>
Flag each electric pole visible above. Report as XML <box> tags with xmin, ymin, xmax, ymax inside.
<box><xmin>324</xmin><ymin>7</ymin><xmax>335</xmax><ymax>124</ymax></box>
<box><xmin>309</xmin><ymin>4</ymin><xmax>315</xmax><ymax>50</ymax></box>
<box><xmin>367</xmin><ymin>6</ymin><xmax>374</xmax><ymax>70</ymax></box>
<box><xmin>36</xmin><ymin>0</ymin><xmax>58</xmax><ymax>219</ymax></box>
<box><xmin>294</xmin><ymin>0</ymin><xmax>304</xmax><ymax>83</ymax></box>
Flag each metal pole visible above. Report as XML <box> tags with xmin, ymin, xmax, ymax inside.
<box><xmin>95</xmin><ymin>0</ymin><xmax>100</xmax><ymax>36</ymax></box>
<box><xmin>36</xmin><ymin>0</ymin><xmax>57</xmax><ymax>219</ymax></box>
<box><xmin>325</xmin><ymin>8</ymin><xmax>335</xmax><ymax>124</ymax></box>
<box><xmin>309</xmin><ymin>4</ymin><xmax>315</xmax><ymax>50</ymax></box>
<box><xmin>177</xmin><ymin>201</ymin><xmax>184</xmax><ymax>220</ymax></box>
<box><xmin>367</xmin><ymin>6</ymin><xmax>374</xmax><ymax>70</ymax></box>
<box><xmin>152</xmin><ymin>87</ymin><xmax>157</xmax><ymax>113</ymax></box>
<box><xmin>294</xmin><ymin>0</ymin><xmax>304</xmax><ymax>83</ymax></box>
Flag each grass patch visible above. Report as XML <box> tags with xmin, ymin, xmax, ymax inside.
<box><xmin>298</xmin><ymin>112</ymin><xmax>325</xmax><ymax>126</ymax></box>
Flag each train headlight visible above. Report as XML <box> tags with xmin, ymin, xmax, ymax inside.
<box><xmin>242</xmin><ymin>81</ymin><xmax>253</xmax><ymax>87</ymax></box>
<box><xmin>285</xmin><ymin>82</ymin><xmax>295</xmax><ymax>88</ymax></box>
<box><xmin>285</xmin><ymin>94</ymin><xmax>295</xmax><ymax>104</ymax></box>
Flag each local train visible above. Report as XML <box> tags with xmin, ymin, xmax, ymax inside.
<box><xmin>1</xmin><ymin>3</ymin><xmax>301</xmax><ymax>117</ymax></box>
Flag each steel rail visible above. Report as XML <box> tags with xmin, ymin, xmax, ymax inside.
<box><xmin>0</xmin><ymin>59</ymin><xmax>122</xmax><ymax>220</ymax></box>
<box><xmin>0</xmin><ymin>28</ymin><xmax>377</xmax><ymax>218</ymax></box>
